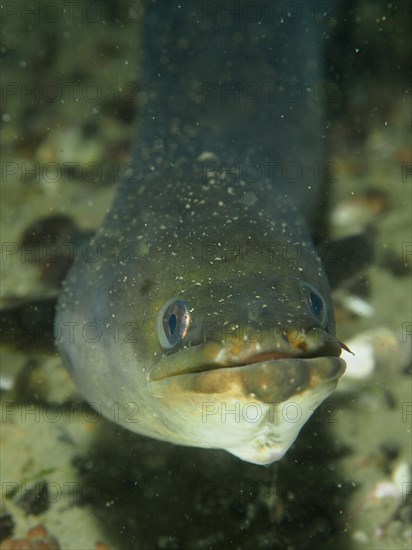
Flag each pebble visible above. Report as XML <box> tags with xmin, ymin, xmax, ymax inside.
<box><xmin>339</xmin><ymin>327</ymin><xmax>410</xmax><ymax>386</ymax></box>
<box><xmin>330</xmin><ymin>189</ymin><xmax>389</xmax><ymax>237</ymax></box>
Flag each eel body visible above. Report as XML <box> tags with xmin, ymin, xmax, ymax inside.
<box><xmin>56</xmin><ymin>0</ymin><xmax>345</xmax><ymax>465</ymax></box>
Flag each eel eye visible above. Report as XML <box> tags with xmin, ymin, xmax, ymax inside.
<box><xmin>300</xmin><ymin>282</ymin><xmax>328</xmax><ymax>327</ymax></box>
<box><xmin>157</xmin><ymin>298</ymin><xmax>191</xmax><ymax>350</ymax></box>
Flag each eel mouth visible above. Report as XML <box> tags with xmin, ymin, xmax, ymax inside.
<box><xmin>149</xmin><ymin>332</ymin><xmax>343</xmax><ymax>381</ymax></box>
<box><xmin>148</xmin><ymin>335</ymin><xmax>346</xmax><ymax>401</ymax></box>
<box><xmin>150</xmin><ymin>345</ymin><xmax>342</xmax><ymax>381</ymax></box>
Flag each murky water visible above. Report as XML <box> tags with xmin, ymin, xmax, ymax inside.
<box><xmin>1</xmin><ymin>1</ymin><xmax>410</xmax><ymax>549</ymax></box>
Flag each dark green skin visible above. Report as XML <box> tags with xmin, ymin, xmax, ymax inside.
<box><xmin>56</xmin><ymin>0</ymin><xmax>345</xmax><ymax>465</ymax></box>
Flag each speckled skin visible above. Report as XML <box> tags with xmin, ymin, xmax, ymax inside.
<box><xmin>55</xmin><ymin>0</ymin><xmax>345</xmax><ymax>464</ymax></box>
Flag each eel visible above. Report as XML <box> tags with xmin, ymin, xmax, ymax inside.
<box><xmin>55</xmin><ymin>0</ymin><xmax>346</xmax><ymax>465</ymax></box>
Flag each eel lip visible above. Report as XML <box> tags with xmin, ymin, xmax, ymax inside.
<box><xmin>149</xmin><ymin>354</ymin><xmax>346</xmax><ymax>402</ymax></box>
<box><xmin>149</xmin><ymin>340</ymin><xmax>344</xmax><ymax>383</ymax></box>
<box><xmin>150</xmin><ymin>350</ymin><xmax>290</xmax><ymax>382</ymax></box>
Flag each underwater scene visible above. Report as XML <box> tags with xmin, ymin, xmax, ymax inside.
<box><xmin>1</xmin><ymin>1</ymin><xmax>411</xmax><ymax>549</ymax></box>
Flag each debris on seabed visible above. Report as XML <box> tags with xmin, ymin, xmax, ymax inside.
<box><xmin>339</xmin><ymin>327</ymin><xmax>411</xmax><ymax>388</ymax></box>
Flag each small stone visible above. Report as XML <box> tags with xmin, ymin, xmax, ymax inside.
<box><xmin>16</xmin><ymin>481</ymin><xmax>50</xmax><ymax>516</ymax></box>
